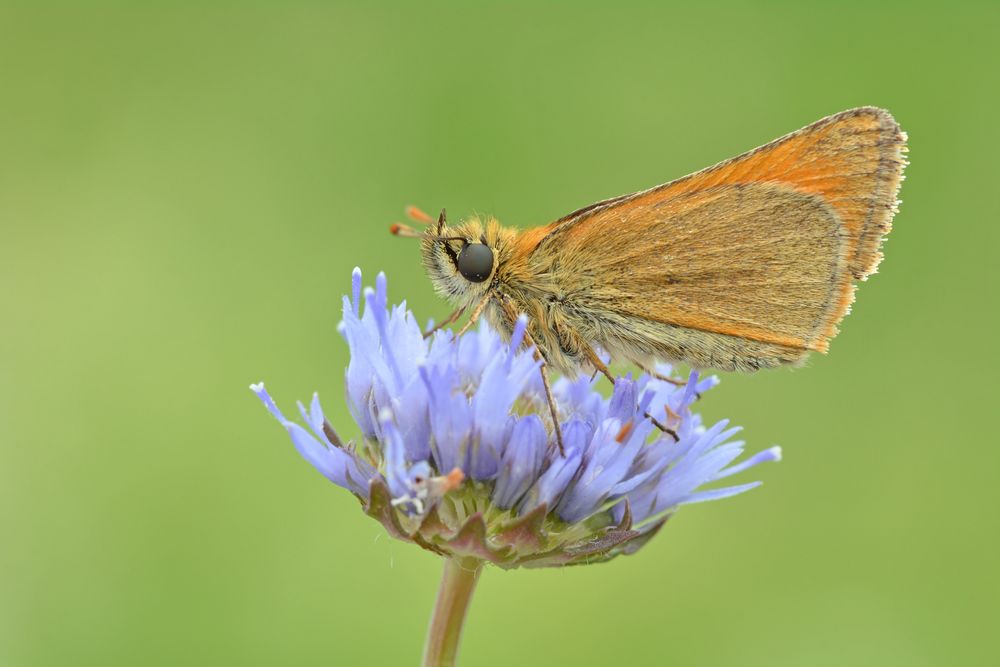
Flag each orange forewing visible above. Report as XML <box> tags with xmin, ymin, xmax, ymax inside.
<box><xmin>523</xmin><ymin>107</ymin><xmax>907</xmax><ymax>354</ymax></box>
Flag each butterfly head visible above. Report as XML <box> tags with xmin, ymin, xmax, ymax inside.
<box><xmin>423</xmin><ymin>212</ymin><xmax>497</xmax><ymax>302</ymax></box>
<box><xmin>391</xmin><ymin>208</ymin><xmax>521</xmax><ymax>307</ymax></box>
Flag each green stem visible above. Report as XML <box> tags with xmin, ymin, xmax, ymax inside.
<box><xmin>422</xmin><ymin>557</ymin><xmax>483</xmax><ymax>667</ymax></box>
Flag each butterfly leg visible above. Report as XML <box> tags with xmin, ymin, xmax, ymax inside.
<box><xmin>453</xmin><ymin>289</ymin><xmax>564</xmax><ymax>454</ymax></box>
<box><xmin>635</xmin><ymin>362</ymin><xmax>702</xmax><ymax>401</ymax></box>
<box><xmin>423</xmin><ymin>305</ymin><xmax>466</xmax><ymax>339</ymax></box>
<box><xmin>581</xmin><ymin>344</ymin><xmax>615</xmax><ymax>384</ymax></box>
<box><xmin>492</xmin><ymin>292</ymin><xmax>565</xmax><ymax>455</ymax></box>
<box><xmin>455</xmin><ymin>292</ymin><xmax>491</xmax><ymax>338</ymax></box>
<box><xmin>580</xmin><ymin>343</ymin><xmax>678</xmax><ymax>442</ymax></box>
<box><xmin>635</xmin><ymin>363</ymin><xmax>687</xmax><ymax>387</ymax></box>
<box><xmin>521</xmin><ymin>329</ymin><xmax>565</xmax><ymax>457</ymax></box>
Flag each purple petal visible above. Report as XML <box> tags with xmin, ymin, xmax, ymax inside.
<box><xmin>250</xmin><ymin>382</ymin><xmax>287</xmax><ymax>422</ymax></box>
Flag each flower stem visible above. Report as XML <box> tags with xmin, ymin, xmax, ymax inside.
<box><xmin>422</xmin><ymin>557</ymin><xmax>483</xmax><ymax>667</ymax></box>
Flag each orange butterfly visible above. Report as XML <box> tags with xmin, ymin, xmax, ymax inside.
<box><xmin>393</xmin><ymin>107</ymin><xmax>907</xmax><ymax>442</ymax></box>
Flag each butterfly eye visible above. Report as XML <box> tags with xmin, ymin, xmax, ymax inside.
<box><xmin>457</xmin><ymin>243</ymin><xmax>494</xmax><ymax>283</ymax></box>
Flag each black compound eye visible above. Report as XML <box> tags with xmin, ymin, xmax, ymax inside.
<box><xmin>457</xmin><ymin>243</ymin><xmax>494</xmax><ymax>283</ymax></box>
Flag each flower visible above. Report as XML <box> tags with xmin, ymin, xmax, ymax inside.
<box><xmin>251</xmin><ymin>268</ymin><xmax>781</xmax><ymax>568</ymax></box>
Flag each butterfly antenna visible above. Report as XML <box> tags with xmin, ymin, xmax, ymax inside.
<box><xmin>389</xmin><ymin>222</ymin><xmax>423</xmax><ymax>238</ymax></box>
<box><xmin>405</xmin><ymin>205</ymin><xmax>435</xmax><ymax>225</ymax></box>
<box><xmin>389</xmin><ymin>223</ymin><xmax>466</xmax><ymax>245</ymax></box>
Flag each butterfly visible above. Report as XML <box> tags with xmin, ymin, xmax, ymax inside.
<box><xmin>393</xmin><ymin>107</ymin><xmax>907</xmax><ymax>446</ymax></box>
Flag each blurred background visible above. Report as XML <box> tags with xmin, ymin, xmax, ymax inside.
<box><xmin>2</xmin><ymin>2</ymin><xmax>997</xmax><ymax>666</ymax></box>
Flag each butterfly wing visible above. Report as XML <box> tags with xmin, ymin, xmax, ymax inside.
<box><xmin>519</xmin><ymin>107</ymin><xmax>907</xmax><ymax>371</ymax></box>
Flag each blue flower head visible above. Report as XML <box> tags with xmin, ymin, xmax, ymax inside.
<box><xmin>251</xmin><ymin>269</ymin><xmax>780</xmax><ymax>568</ymax></box>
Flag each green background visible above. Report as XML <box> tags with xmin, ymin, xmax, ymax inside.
<box><xmin>2</xmin><ymin>2</ymin><xmax>997</xmax><ymax>665</ymax></box>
